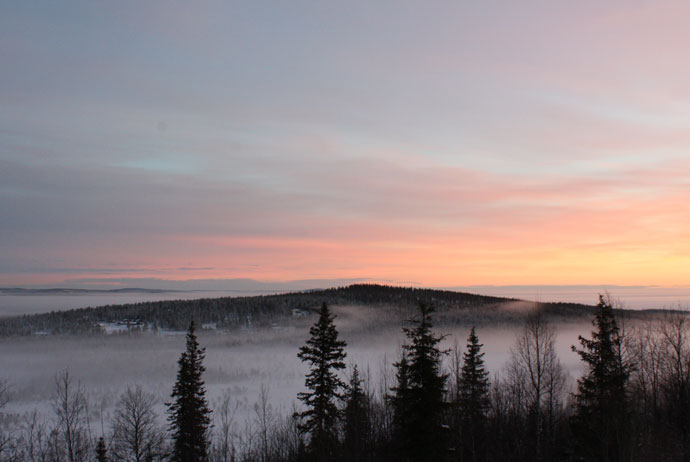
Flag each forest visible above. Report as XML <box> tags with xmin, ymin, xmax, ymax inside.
<box><xmin>0</xmin><ymin>284</ymin><xmax>600</xmax><ymax>337</ymax></box>
<box><xmin>1</xmin><ymin>287</ymin><xmax>690</xmax><ymax>461</ymax></box>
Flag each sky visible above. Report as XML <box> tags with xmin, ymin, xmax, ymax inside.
<box><xmin>1</xmin><ymin>1</ymin><xmax>690</xmax><ymax>289</ymax></box>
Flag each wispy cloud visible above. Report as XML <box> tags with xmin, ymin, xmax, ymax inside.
<box><xmin>1</xmin><ymin>1</ymin><xmax>689</xmax><ymax>286</ymax></box>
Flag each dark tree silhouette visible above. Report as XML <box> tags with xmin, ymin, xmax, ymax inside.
<box><xmin>571</xmin><ymin>295</ymin><xmax>632</xmax><ymax>462</ymax></box>
<box><xmin>343</xmin><ymin>365</ymin><xmax>371</xmax><ymax>461</ymax></box>
<box><xmin>458</xmin><ymin>326</ymin><xmax>491</xmax><ymax>462</ymax></box>
<box><xmin>391</xmin><ymin>303</ymin><xmax>448</xmax><ymax>462</ymax></box>
<box><xmin>295</xmin><ymin>302</ymin><xmax>347</xmax><ymax>460</ymax></box>
<box><xmin>506</xmin><ymin>313</ymin><xmax>566</xmax><ymax>462</ymax></box>
<box><xmin>95</xmin><ymin>437</ymin><xmax>108</xmax><ymax>462</ymax></box>
<box><xmin>167</xmin><ymin>320</ymin><xmax>212</xmax><ymax>462</ymax></box>
<box><xmin>658</xmin><ymin>311</ymin><xmax>690</xmax><ymax>444</ymax></box>
<box><xmin>390</xmin><ymin>350</ymin><xmax>411</xmax><ymax>455</ymax></box>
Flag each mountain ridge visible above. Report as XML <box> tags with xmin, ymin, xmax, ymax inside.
<box><xmin>0</xmin><ymin>283</ymin><xmax>648</xmax><ymax>337</ymax></box>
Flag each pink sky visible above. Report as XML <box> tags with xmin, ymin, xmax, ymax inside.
<box><xmin>1</xmin><ymin>2</ymin><xmax>689</xmax><ymax>288</ymax></box>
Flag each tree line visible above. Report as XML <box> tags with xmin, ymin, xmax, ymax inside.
<box><xmin>0</xmin><ymin>284</ymin><xmax>595</xmax><ymax>337</ymax></box>
<box><xmin>2</xmin><ymin>296</ymin><xmax>690</xmax><ymax>461</ymax></box>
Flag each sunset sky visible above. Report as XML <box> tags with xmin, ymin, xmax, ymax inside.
<box><xmin>2</xmin><ymin>1</ymin><xmax>690</xmax><ymax>288</ymax></box>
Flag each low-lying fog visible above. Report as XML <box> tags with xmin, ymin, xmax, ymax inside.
<box><xmin>2</xmin><ymin>285</ymin><xmax>689</xmax><ymax>318</ymax></box>
<box><xmin>454</xmin><ymin>285</ymin><xmax>690</xmax><ymax>310</ymax></box>
<box><xmin>0</xmin><ymin>304</ymin><xmax>591</xmax><ymax>428</ymax></box>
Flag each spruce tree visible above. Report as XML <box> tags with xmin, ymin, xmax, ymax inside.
<box><xmin>343</xmin><ymin>365</ymin><xmax>370</xmax><ymax>461</ymax></box>
<box><xmin>295</xmin><ymin>302</ymin><xmax>347</xmax><ymax>459</ymax></box>
<box><xmin>167</xmin><ymin>320</ymin><xmax>212</xmax><ymax>462</ymax></box>
<box><xmin>391</xmin><ymin>302</ymin><xmax>448</xmax><ymax>462</ymax></box>
<box><xmin>95</xmin><ymin>437</ymin><xmax>108</xmax><ymax>462</ymax></box>
<box><xmin>571</xmin><ymin>295</ymin><xmax>631</xmax><ymax>462</ymax></box>
<box><xmin>458</xmin><ymin>326</ymin><xmax>490</xmax><ymax>462</ymax></box>
<box><xmin>390</xmin><ymin>351</ymin><xmax>412</xmax><ymax>452</ymax></box>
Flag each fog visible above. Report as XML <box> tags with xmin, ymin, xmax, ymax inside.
<box><xmin>0</xmin><ymin>303</ymin><xmax>592</xmax><ymax>429</ymax></box>
<box><xmin>452</xmin><ymin>285</ymin><xmax>690</xmax><ymax>310</ymax></box>
<box><xmin>2</xmin><ymin>285</ymin><xmax>689</xmax><ymax>319</ymax></box>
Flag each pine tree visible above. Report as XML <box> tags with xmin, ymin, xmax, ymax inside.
<box><xmin>459</xmin><ymin>327</ymin><xmax>490</xmax><ymax>421</ymax></box>
<box><xmin>295</xmin><ymin>302</ymin><xmax>347</xmax><ymax>460</ymax></box>
<box><xmin>167</xmin><ymin>320</ymin><xmax>212</xmax><ymax>462</ymax></box>
<box><xmin>390</xmin><ymin>351</ymin><xmax>412</xmax><ymax>453</ymax></box>
<box><xmin>95</xmin><ymin>437</ymin><xmax>108</xmax><ymax>462</ymax></box>
<box><xmin>343</xmin><ymin>365</ymin><xmax>370</xmax><ymax>461</ymax></box>
<box><xmin>571</xmin><ymin>295</ymin><xmax>632</xmax><ymax>462</ymax></box>
<box><xmin>458</xmin><ymin>326</ymin><xmax>490</xmax><ymax>462</ymax></box>
<box><xmin>391</xmin><ymin>303</ymin><xmax>448</xmax><ymax>462</ymax></box>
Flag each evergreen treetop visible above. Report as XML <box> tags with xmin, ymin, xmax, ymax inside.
<box><xmin>295</xmin><ymin>302</ymin><xmax>347</xmax><ymax>459</ymax></box>
<box><xmin>391</xmin><ymin>302</ymin><xmax>448</xmax><ymax>462</ymax></box>
<box><xmin>343</xmin><ymin>365</ymin><xmax>370</xmax><ymax>460</ymax></box>
<box><xmin>95</xmin><ymin>436</ymin><xmax>108</xmax><ymax>462</ymax></box>
<box><xmin>167</xmin><ymin>320</ymin><xmax>212</xmax><ymax>462</ymax></box>
<box><xmin>459</xmin><ymin>326</ymin><xmax>491</xmax><ymax>421</ymax></box>
<box><xmin>571</xmin><ymin>295</ymin><xmax>632</xmax><ymax>462</ymax></box>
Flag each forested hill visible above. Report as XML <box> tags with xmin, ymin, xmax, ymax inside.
<box><xmin>0</xmin><ymin>284</ymin><xmax>597</xmax><ymax>337</ymax></box>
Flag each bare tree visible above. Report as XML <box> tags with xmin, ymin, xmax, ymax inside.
<box><xmin>52</xmin><ymin>370</ymin><xmax>91</xmax><ymax>462</ymax></box>
<box><xmin>271</xmin><ymin>409</ymin><xmax>303</xmax><ymax>462</ymax></box>
<box><xmin>658</xmin><ymin>310</ymin><xmax>690</xmax><ymax>444</ymax></box>
<box><xmin>506</xmin><ymin>312</ymin><xmax>565</xmax><ymax>461</ymax></box>
<box><xmin>110</xmin><ymin>385</ymin><xmax>165</xmax><ymax>462</ymax></box>
<box><xmin>253</xmin><ymin>384</ymin><xmax>275</xmax><ymax>462</ymax></box>
<box><xmin>0</xmin><ymin>378</ymin><xmax>19</xmax><ymax>462</ymax></box>
<box><xmin>20</xmin><ymin>410</ymin><xmax>51</xmax><ymax>462</ymax></box>
<box><xmin>212</xmin><ymin>389</ymin><xmax>240</xmax><ymax>462</ymax></box>
<box><xmin>377</xmin><ymin>354</ymin><xmax>395</xmax><ymax>443</ymax></box>
<box><xmin>0</xmin><ymin>379</ymin><xmax>8</xmax><ymax>410</ymax></box>
<box><xmin>628</xmin><ymin>319</ymin><xmax>665</xmax><ymax>418</ymax></box>
<box><xmin>660</xmin><ymin>311</ymin><xmax>690</xmax><ymax>392</ymax></box>
<box><xmin>448</xmin><ymin>337</ymin><xmax>463</xmax><ymax>402</ymax></box>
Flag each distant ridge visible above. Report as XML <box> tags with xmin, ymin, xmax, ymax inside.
<box><xmin>0</xmin><ymin>283</ymin><xmax>609</xmax><ymax>337</ymax></box>
<box><xmin>0</xmin><ymin>287</ymin><xmax>182</xmax><ymax>295</ymax></box>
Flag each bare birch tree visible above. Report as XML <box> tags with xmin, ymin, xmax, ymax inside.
<box><xmin>110</xmin><ymin>385</ymin><xmax>165</xmax><ymax>462</ymax></box>
<box><xmin>506</xmin><ymin>312</ymin><xmax>565</xmax><ymax>461</ymax></box>
<box><xmin>52</xmin><ymin>370</ymin><xmax>91</xmax><ymax>462</ymax></box>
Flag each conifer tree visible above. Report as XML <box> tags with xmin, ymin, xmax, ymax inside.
<box><xmin>95</xmin><ymin>437</ymin><xmax>108</xmax><ymax>462</ymax></box>
<box><xmin>571</xmin><ymin>295</ymin><xmax>632</xmax><ymax>462</ymax></box>
<box><xmin>295</xmin><ymin>303</ymin><xmax>347</xmax><ymax>459</ymax></box>
<box><xmin>391</xmin><ymin>303</ymin><xmax>448</xmax><ymax>462</ymax></box>
<box><xmin>390</xmin><ymin>351</ymin><xmax>411</xmax><ymax>452</ymax></box>
<box><xmin>459</xmin><ymin>327</ymin><xmax>490</xmax><ymax>420</ymax></box>
<box><xmin>343</xmin><ymin>365</ymin><xmax>370</xmax><ymax>461</ymax></box>
<box><xmin>167</xmin><ymin>320</ymin><xmax>212</xmax><ymax>462</ymax></box>
<box><xmin>458</xmin><ymin>327</ymin><xmax>490</xmax><ymax>462</ymax></box>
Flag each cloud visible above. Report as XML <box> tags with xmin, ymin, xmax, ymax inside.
<box><xmin>2</xmin><ymin>1</ymin><xmax>690</xmax><ymax>286</ymax></box>
<box><xmin>2</xmin><ymin>147</ymin><xmax>688</xmax><ymax>286</ymax></box>
<box><xmin>52</xmin><ymin>277</ymin><xmax>376</xmax><ymax>292</ymax></box>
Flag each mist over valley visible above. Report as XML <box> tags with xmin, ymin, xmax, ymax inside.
<box><xmin>0</xmin><ymin>285</ymin><xmax>673</xmax><ymax>420</ymax></box>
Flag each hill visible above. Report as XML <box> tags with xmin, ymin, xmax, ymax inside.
<box><xmin>0</xmin><ymin>284</ymin><xmax>599</xmax><ymax>337</ymax></box>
